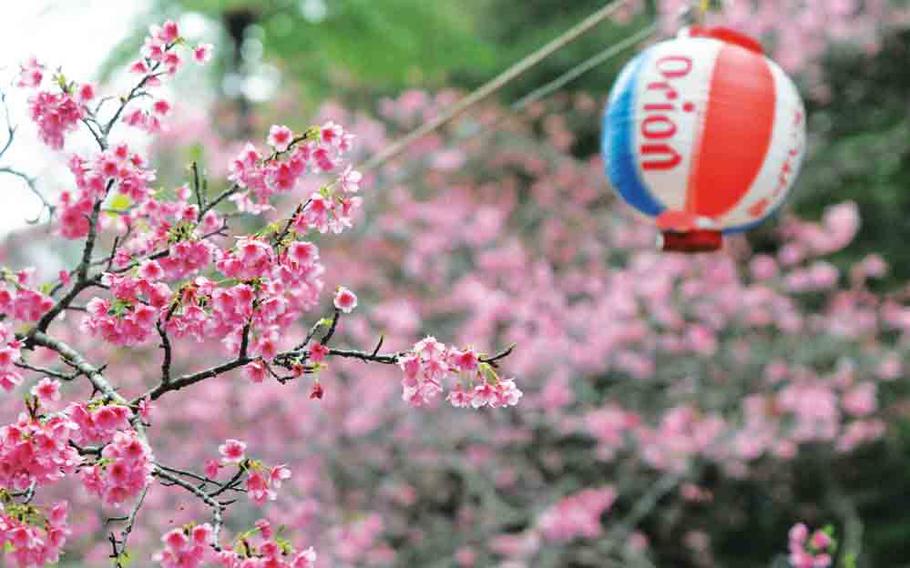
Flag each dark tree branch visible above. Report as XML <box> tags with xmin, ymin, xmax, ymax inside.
<box><xmin>157</xmin><ymin>321</ymin><xmax>173</xmax><ymax>384</ymax></box>
<box><xmin>153</xmin><ymin>467</ymin><xmax>225</xmax><ymax>547</ymax></box>
<box><xmin>0</xmin><ymin>90</ymin><xmax>54</xmax><ymax>220</ymax></box>
<box><xmin>14</xmin><ymin>359</ymin><xmax>80</xmax><ymax>381</ymax></box>
<box><xmin>320</xmin><ymin>308</ymin><xmax>340</xmax><ymax>345</ymax></box>
<box><xmin>108</xmin><ymin>484</ymin><xmax>148</xmax><ymax>567</ymax></box>
<box><xmin>144</xmin><ymin>356</ymin><xmax>252</xmax><ymax>402</ymax></box>
<box><xmin>25</xmin><ymin>330</ymin><xmax>127</xmax><ymax>406</ymax></box>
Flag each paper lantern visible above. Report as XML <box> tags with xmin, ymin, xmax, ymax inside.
<box><xmin>602</xmin><ymin>26</ymin><xmax>806</xmax><ymax>252</ymax></box>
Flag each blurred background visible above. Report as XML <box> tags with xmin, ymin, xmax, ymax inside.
<box><xmin>2</xmin><ymin>1</ymin><xmax>910</xmax><ymax>566</ymax></box>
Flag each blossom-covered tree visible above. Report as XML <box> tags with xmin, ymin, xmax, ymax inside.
<box><xmin>0</xmin><ymin>21</ymin><xmax>518</xmax><ymax>567</ymax></box>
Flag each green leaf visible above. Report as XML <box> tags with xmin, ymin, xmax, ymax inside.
<box><xmin>114</xmin><ymin>550</ymin><xmax>133</xmax><ymax>567</ymax></box>
<box><xmin>478</xmin><ymin>362</ymin><xmax>499</xmax><ymax>385</ymax></box>
<box><xmin>108</xmin><ymin>193</ymin><xmax>132</xmax><ymax>212</ymax></box>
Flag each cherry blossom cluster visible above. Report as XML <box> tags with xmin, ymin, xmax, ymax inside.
<box><xmin>398</xmin><ymin>337</ymin><xmax>522</xmax><ymax>408</ymax></box>
<box><xmin>17</xmin><ymin>16</ymin><xmax>212</xmax><ymax>152</ymax></box>
<box><xmin>0</xmin><ymin>11</ymin><xmax>555</xmax><ymax>568</ymax></box>
<box><xmin>214</xmin><ymin>519</ymin><xmax>317</xmax><ymax>568</ymax></box>
<box><xmin>0</xmin><ymin>273</ymin><xmax>54</xmax><ymax>324</ymax></box>
<box><xmin>67</xmin><ymin>401</ymin><xmax>132</xmax><ymax>444</ymax></box>
<box><xmin>788</xmin><ymin>523</ymin><xmax>835</xmax><ymax>568</ymax></box>
<box><xmin>0</xmin><ymin>392</ymin><xmax>151</xmax><ymax>513</ymax></box>
<box><xmin>153</xmin><ymin>523</ymin><xmax>216</xmax><ymax>568</ymax></box>
<box><xmin>59</xmin><ymin>144</ymin><xmax>157</xmax><ymax>239</ymax></box>
<box><xmin>80</xmin><ymin>429</ymin><xmax>154</xmax><ymax>507</ymax></box>
<box><xmin>0</xmin><ymin>411</ymin><xmax>79</xmax><ymax>491</ymax></box>
<box><xmin>207</xmin><ymin>439</ymin><xmax>292</xmax><ymax>505</ymax></box>
<box><xmin>100</xmin><ymin>183</ymin><xmax>221</xmax><ymax>279</ymax></box>
<box><xmin>154</xmin><ymin>519</ymin><xmax>317</xmax><ymax>568</ymax></box>
<box><xmin>0</xmin><ymin>324</ymin><xmax>24</xmax><ymax>392</ymax></box>
<box><xmin>537</xmin><ymin>486</ymin><xmax>617</xmax><ymax>543</ymax></box>
<box><xmin>122</xmin><ymin>22</ymin><xmax>212</xmax><ymax>133</ymax></box>
<box><xmin>16</xmin><ymin>53</ymin><xmax>90</xmax><ymax>150</ymax></box>
<box><xmin>0</xmin><ymin>500</ymin><xmax>70</xmax><ymax>568</ymax></box>
<box><xmin>83</xmin><ymin>273</ymin><xmax>169</xmax><ymax>346</ymax></box>
<box><xmin>228</xmin><ymin>121</ymin><xmax>359</xmax><ymax>221</ymax></box>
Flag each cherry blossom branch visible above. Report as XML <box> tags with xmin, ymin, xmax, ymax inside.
<box><xmin>102</xmin><ymin>66</ymin><xmax>165</xmax><ymax>137</ymax></box>
<box><xmin>153</xmin><ymin>467</ymin><xmax>225</xmax><ymax>547</ymax></box>
<box><xmin>141</xmin><ymin>303</ymin><xmax>515</xmax><ymax>404</ymax></box>
<box><xmin>108</xmin><ymin>484</ymin><xmax>148</xmax><ymax>567</ymax></box>
<box><xmin>0</xmin><ymin>24</ymin><xmax>521</xmax><ymax>567</ymax></box>
<box><xmin>0</xmin><ymin>89</ymin><xmax>54</xmax><ymax>220</ymax></box>
<box><xmin>143</xmin><ymin>357</ymin><xmax>251</xmax><ymax>402</ymax></box>
<box><xmin>26</xmin><ymin>168</ymin><xmax>114</xmax><ymax>339</ymax></box>
<box><xmin>13</xmin><ymin>359</ymin><xmax>80</xmax><ymax>381</ymax></box>
<box><xmin>286</xmin><ymin>342</ymin><xmax>516</xmax><ymax>367</ymax></box>
<box><xmin>319</xmin><ymin>307</ymin><xmax>341</xmax><ymax>345</ymax></box>
<box><xmin>154</xmin><ymin>463</ymin><xmax>207</xmax><ymax>482</ymax></box>
<box><xmin>0</xmin><ymin>90</ymin><xmax>14</xmax><ymax>159</ymax></box>
<box><xmin>199</xmin><ymin>184</ymin><xmax>239</xmax><ymax>217</ymax></box>
<box><xmin>190</xmin><ymin>161</ymin><xmax>205</xmax><ymax>212</ymax></box>
<box><xmin>7</xmin><ymin>481</ymin><xmax>37</xmax><ymax>505</ymax></box>
<box><xmin>207</xmin><ymin>467</ymin><xmax>246</xmax><ymax>498</ymax></box>
<box><xmin>26</xmin><ymin>330</ymin><xmax>125</xmax><ymax>406</ymax></box>
<box><xmin>157</xmin><ymin>322</ymin><xmax>173</xmax><ymax>384</ymax></box>
<box><xmin>155</xmin><ymin>462</ymin><xmax>247</xmax><ymax>502</ymax></box>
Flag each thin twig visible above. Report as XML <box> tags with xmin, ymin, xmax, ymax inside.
<box><xmin>13</xmin><ymin>359</ymin><xmax>80</xmax><ymax>381</ymax></box>
<box><xmin>25</xmin><ymin>330</ymin><xmax>129</xmax><ymax>407</ymax></box>
<box><xmin>320</xmin><ymin>308</ymin><xmax>341</xmax><ymax>345</ymax></box>
<box><xmin>109</xmin><ymin>484</ymin><xmax>149</xmax><ymax>566</ymax></box>
<box><xmin>154</xmin><ymin>468</ymin><xmax>225</xmax><ymax>548</ymax></box>
<box><xmin>157</xmin><ymin>321</ymin><xmax>173</xmax><ymax>384</ymax></box>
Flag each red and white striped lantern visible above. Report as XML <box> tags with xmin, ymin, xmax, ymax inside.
<box><xmin>602</xmin><ymin>26</ymin><xmax>807</xmax><ymax>252</ymax></box>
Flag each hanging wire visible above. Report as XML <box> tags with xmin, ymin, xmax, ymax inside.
<box><xmin>510</xmin><ymin>22</ymin><xmax>657</xmax><ymax>112</ymax></box>
<box><xmin>446</xmin><ymin>21</ymin><xmax>656</xmax><ymax>149</ymax></box>
<box><xmin>359</xmin><ymin>0</ymin><xmax>629</xmax><ymax>173</ymax></box>
<box><xmin>360</xmin><ymin>18</ymin><xmax>656</xmax><ymax>202</ymax></box>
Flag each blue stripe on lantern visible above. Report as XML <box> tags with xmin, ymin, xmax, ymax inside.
<box><xmin>602</xmin><ymin>49</ymin><xmax>664</xmax><ymax>217</ymax></box>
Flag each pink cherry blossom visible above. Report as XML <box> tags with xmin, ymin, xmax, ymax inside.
<box><xmin>16</xmin><ymin>56</ymin><xmax>44</xmax><ymax>88</ymax></box>
<box><xmin>333</xmin><ymin>286</ymin><xmax>358</xmax><ymax>313</ymax></box>
<box><xmin>538</xmin><ymin>487</ymin><xmax>617</xmax><ymax>542</ymax></box>
<box><xmin>218</xmin><ymin>439</ymin><xmax>247</xmax><ymax>464</ymax></box>
<box><xmin>30</xmin><ymin>377</ymin><xmax>61</xmax><ymax>403</ymax></box>
<box><xmin>209</xmin><ymin>519</ymin><xmax>316</xmax><ymax>567</ymax></box>
<box><xmin>153</xmin><ymin>523</ymin><xmax>213</xmax><ymax>568</ymax></box>
<box><xmin>28</xmin><ymin>90</ymin><xmax>83</xmax><ymax>150</ymax></box>
<box><xmin>0</xmin><ymin>412</ymin><xmax>79</xmax><ymax>490</ymax></box>
<box><xmin>0</xmin><ymin>501</ymin><xmax>70</xmax><ymax>568</ymax></box>
<box><xmin>267</xmin><ymin>124</ymin><xmax>294</xmax><ymax>152</ymax></box>
<box><xmin>80</xmin><ymin>429</ymin><xmax>154</xmax><ymax>507</ymax></box>
<box><xmin>193</xmin><ymin>43</ymin><xmax>214</xmax><ymax>64</ymax></box>
<box><xmin>0</xmin><ymin>327</ymin><xmax>24</xmax><ymax>392</ymax></box>
<box><xmin>77</xmin><ymin>83</ymin><xmax>96</xmax><ymax>103</ymax></box>
<box><xmin>787</xmin><ymin>523</ymin><xmax>834</xmax><ymax>568</ymax></box>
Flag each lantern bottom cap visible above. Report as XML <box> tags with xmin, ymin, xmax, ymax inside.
<box><xmin>658</xmin><ymin>229</ymin><xmax>723</xmax><ymax>253</ymax></box>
